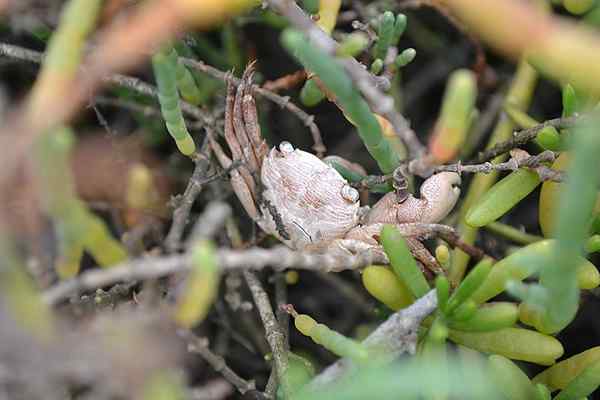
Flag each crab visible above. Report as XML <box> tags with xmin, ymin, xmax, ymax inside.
<box><xmin>209</xmin><ymin>67</ymin><xmax>461</xmax><ymax>273</ymax></box>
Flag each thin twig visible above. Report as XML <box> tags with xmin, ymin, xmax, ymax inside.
<box><xmin>94</xmin><ymin>95</ymin><xmax>164</xmax><ymax>119</ymax></box>
<box><xmin>42</xmin><ymin>246</ymin><xmax>387</xmax><ymax>306</ymax></box>
<box><xmin>473</xmin><ymin>115</ymin><xmax>580</xmax><ymax>163</ymax></box>
<box><xmin>436</xmin><ymin>150</ymin><xmax>565</xmax><ymax>182</ymax></box>
<box><xmin>0</xmin><ymin>43</ymin><xmax>214</xmax><ymax>125</ymax></box>
<box><xmin>0</xmin><ymin>42</ymin><xmax>41</xmax><ymax>63</ymax></box>
<box><xmin>263</xmin><ymin>70</ymin><xmax>307</xmax><ymax>92</ymax></box>
<box><xmin>264</xmin><ymin>0</ymin><xmax>426</xmax><ymax>160</ymax></box>
<box><xmin>164</xmin><ymin>144</ymin><xmax>212</xmax><ymax>253</ymax></box>
<box><xmin>243</xmin><ymin>271</ymin><xmax>290</xmax><ymax>398</ymax></box>
<box><xmin>0</xmin><ymin>43</ymin><xmax>212</xmax><ymax>124</ymax></box>
<box><xmin>185</xmin><ymin>201</ymin><xmax>232</xmax><ymax>247</ymax></box>
<box><xmin>309</xmin><ymin>289</ymin><xmax>438</xmax><ymax>387</ymax></box>
<box><xmin>351</xmin><ymin>20</ymin><xmax>378</xmax><ymax>46</ymax></box>
<box><xmin>165</xmin><ymin>156</ymin><xmax>240</xmax><ymax>253</ymax></box>
<box><xmin>265</xmin><ymin>272</ymin><xmax>290</xmax><ymax>397</ymax></box>
<box><xmin>273</xmin><ymin>273</ymin><xmax>290</xmax><ymax>347</ymax></box>
<box><xmin>105</xmin><ymin>74</ymin><xmax>213</xmax><ymax>125</ymax></box>
<box><xmin>89</xmin><ymin>101</ymin><xmax>116</xmax><ymax>136</ymax></box>
<box><xmin>181</xmin><ymin>331</ymin><xmax>256</xmax><ymax>395</ymax></box>
<box><xmin>188</xmin><ymin>379</ymin><xmax>235</xmax><ymax>400</ymax></box>
<box><xmin>414</xmin><ymin>223</ymin><xmax>490</xmax><ymax>261</ymax></box>
<box><xmin>179</xmin><ymin>57</ymin><xmax>326</xmax><ymax>156</ymax></box>
<box><xmin>484</xmin><ymin>221</ymin><xmax>542</xmax><ymax>245</ymax></box>
<box><xmin>41</xmin><ymin>223</ymin><xmax>477</xmax><ymax>307</ymax></box>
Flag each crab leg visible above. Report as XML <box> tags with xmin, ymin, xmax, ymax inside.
<box><xmin>209</xmin><ymin>136</ymin><xmax>260</xmax><ymax>220</ymax></box>
<box><xmin>343</xmin><ymin>222</ymin><xmax>444</xmax><ymax>275</ymax></box>
<box><xmin>220</xmin><ymin>81</ymin><xmax>256</xmax><ymax>194</ymax></box>
<box><xmin>222</xmin><ymin>80</ymin><xmax>244</xmax><ymax>161</ymax></box>
<box><xmin>210</xmin><ymin>69</ymin><xmax>268</xmax><ymax>220</ymax></box>
<box><xmin>405</xmin><ymin>237</ymin><xmax>444</xmax><ymax>276</ymax></box>
<box><xmin>232</xmin><ymin>70</ymin><xmax>261</xmax><ymax>173</ymax></box>
<box><xmin>241</xmin><ymin>68</ymin><xmax>269</xmax><ymax>163</ymax></box>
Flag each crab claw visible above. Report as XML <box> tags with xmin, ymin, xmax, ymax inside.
<box><xmin>418</xmin><ymin>171</ymin><xmax>461</xmax><ymax>223</ymax></box>
<box><xmin>365</xmin><ymin>172</ymin><xmax>461</xmax><ymax>225</ymax></box>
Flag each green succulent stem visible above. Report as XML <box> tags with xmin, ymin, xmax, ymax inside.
<box><xmin>534</xmin><ymin>117</ymin><xmax>600</xmax><ymax>333</ymax></box>
<box><xmin>173</xmin><ymin>240</ymin><xmax>220</xmax><ymax>328</ymax></box>
<box><xmin>35</xmin><ymin>127</ymin><xmax>128</xmax><ymax>278</ymax></box>
<box><xmin>449</xmin><ymin>60</ymin><xmax>538</xmax><ymax>285</ymax></box>
<box><xmin>0</xmin><ymin>237</ymin><xmax>55</xmax><ymax>339</ymax></box>
<box><xmin>281</xmin><ymin>29</ymin><xmax>400</xmax><ymax>173</ymax></box>
<box><xmin>27</xmin><ymin>0</ymin><xmax>102</xmax><ymax>118</ymax></box>
<box><xmin>380</xmin><ymin>225</ymin><xmax>429</xmax><ymax>297</ymax></box>
<box><xmin>484</xmin><ymin>222</ymin><xmax>543</xmax><ymax>245</ymax></box>
<box><xmin>152</xmin><ymin>44</ymin><xmax>197</xmax><ymax>156</ymax></box>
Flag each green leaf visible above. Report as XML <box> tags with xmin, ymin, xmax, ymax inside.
<box><xmin>448</xmin><ymin>327</ymin><xmax>563</xmax><ymax>365</ymax></box>
<box><xmin>294</xmin><ymin>313</ymin><xmax>369</xmax><ymax>362</ymax></box>
<box><xmin>554</xmin><ymin>359</ymin><xmax>600</xmax><ymax>400</ymax></box>
<box><xmin>372</xmin><ymin>11</ymin><xmax>395</xmax><ymax>60</ymax></box>
<box><xmin>447</xmin><ymin>302</ymin><xmax>518</xmax><ymax>332</ymax></box>
<box><xmin>488</xmin><ymin>355</ymin><xmax>538</xmax><ymax>400</ymax></box>
<box><xmin>563</xmin><ymin>0</ymin><xmax>596</xmax><ymax>16</ymax></box>
<box><xmin>435</xmin><ymin>275</ymin><xmax>450</xmax><ymax>313</ymax></box>
<box><xmin>466</xmin><ymin>169</ymin><xmax>541</xmax><ymax>227</ymax></box>
<box><xmin>534</xmin><ymin>117</ymin><xmax>600</xmax><ymax>333</ymax></box>
<box><xmin>152</xmin><ymin>45</ymin><xmax>196</xmax><ymax>156</ymax></box>
<box><xmin>173</xmin><ymin>241</ymin><xmax>219</xmax><ymax>328</ymax></box>
<box><xmin>429</xmin><ymin>69</ymin><xmax>477</xmax><ymax>162</ymax></box>
<box><xmin>533</xmin><ymin>346</ymin><xmax>600</xmax><ymax>391</ymax></box>
<box><xmin>447</xmin><ymin>258</ymin><xmax>493</xmax><ymax>313</ymax></box>
<box><xmin>470</xmin><ymin>240</ymin><xmax>594</xmax><ymax>305</ymax></box>
<box><xmin>535</xmin><ymin>126</ymin><xmax>563</xmax><ymax>151</ymax></box>
<box><xmin>370</xmin><ymin>58</ymin><xmax>384</xmax><ymax>75</ymax></box>
<box><xmin>300</xmin><ymin>79</ymin><xmax>325</xmax><ymax>107</ymax></box>
<box><xmin>380</xmin><ymin>225</ymin><xmax>429</xmax><ymax>297</ymax></box>
<box><xmin>279</xmin><ymin>352</ymin><xmax>315</xmax><ymax>399</ymax></box>
<box><xmin>562</xmin><ymin>84</ymin><xmax>578</xmax><ymax>117</ymax></box>
<box><xmin>362</xmin><ymin>265</ymin><xmax>414</xmax><ymax>310</ymax></box>
<box><xmin>337</xmin><ymin>32</ymin><xmax>369</xmax><ymax>57</ymax></box>
<box><xmin>395</xmin><ymin>48</ymin><xmax>416</xmax><ymax>68</ymax></box>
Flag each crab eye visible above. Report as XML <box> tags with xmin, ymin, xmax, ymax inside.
<box><xmin>279</xmin><ymin>141</ymin><xmax>294</xmax><ymax>155</ymax></box>
<box><xmin>341</xmin><ymin>184</ymin><xmax>359</xmax><ymax>203</ymax></box>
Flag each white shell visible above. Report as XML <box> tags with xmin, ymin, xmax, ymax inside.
<box><xmin>259</xmin><ymin>145</ymin><xmax>360</xmax><ymax>250</ymax></box>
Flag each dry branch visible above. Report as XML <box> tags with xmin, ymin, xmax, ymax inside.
<box><xmin>244</xmin><ymin>271</ymin><xmax>290</xmax><ymax>397</ymax></box>
<box><xmin>437</xmin><ymin>150</ymin><xmax>565</xmax><ymax>182</ymax></box>
<box><xmin>472</xmin><ymin>115</ymin><xmax>579</xmax><ymax>163</ymax></box>
<box><xmin>309</xmin><ymin>289</ymin><xmax>438</xmax><ymax>387</ymax></box>
<box><xmin>182</xmin><ymin>331</ymin><xmax>256</xmax><ymax>395</ymax></box>
<box><xmin>0</xmin><ymin>43</ymin><xmax>213</xmax><ymax>123</ymax></box>
<box><xmin>42</xmin><ymin>246</ymin><xmax>387</xmax><ymax>305</ymax></box>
